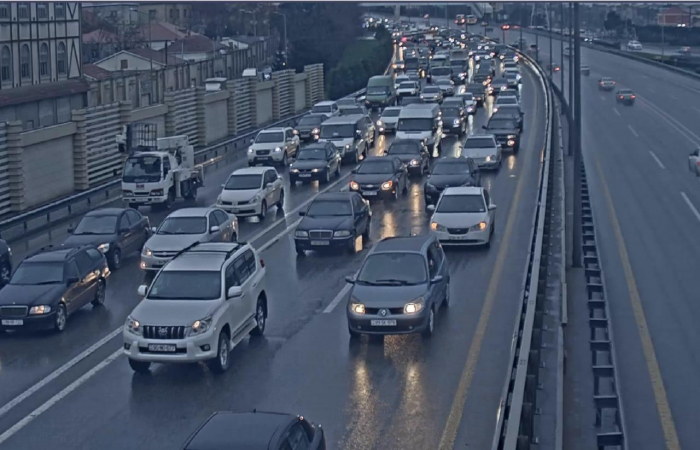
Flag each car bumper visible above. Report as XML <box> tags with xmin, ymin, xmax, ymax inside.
<box><xmin>294</xmin><ymin>236</ymin><xmax>353</xmax><ymax>250</ymax></box>
<box><xmin>348</xmin><ymin>310</ymin><xmax>430</xmax><ymax>335</ymax></box>
<box><xmin>217</xmin><ymin>201</ymin><xmax>262</xmax><ymax>217</ymax></box>
<box><xmin>247</xmin><ymin>153</ymin><xmax>285</xmax><ymax>164</ymax></box>
<box><xmin>0</xmin><ymin>312</ymin><xmax>56</xmax><ymax>331</ymax></box>
<box><xmin>378</xmin><ymin>123</ymin><xmax>397</xmax><ymax>133</ymax></box>
<box><xmin>140</xmin><ymin>254</ymin><xmax>174</xmax><ymax>271</ymax></box>
<box><xmin>290</xmin><ymin>170</ymin><xmax>328</xmax><ymax>182</ymax></box>
<box><xmin>476</xmin><ymin>158</ymin><xmax>501</xmax><ymax>170</ymax></box>
<box><xmin>122</xmin><ymin>195</ymin><xmax>167</xmax><ymax>205</ymax></box>
<box><xmin>123</xmin><ymin>331</ymin><xmax>218</xmax><ymax>363</ymax></box>
<box><xmin>444</xmin><ymin>124</ymin><xmax>463</xmax><ymax>133</ymax></box>
<box><xmin>351</xmin><ymin>188</ymin><xmax>395</xmax><ymax>200</ymax></box>
<box><xmin>434</xmin><ymin>228</ymin><xmax>490</xmax><ymax>246</ymax></box>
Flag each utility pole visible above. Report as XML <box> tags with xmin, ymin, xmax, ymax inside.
<box><xmin>568</xmin><ymin>2</ymin><xmax>574</xmax><ymax>139</ymax></box>
<box><xmin>549</xmin><ymin>2</ymin><xmax>553</xmax><ymax>78</ymax></box>
<box><xmin>560</xmin><ymin>2</ymin><xmax>565</xmax><ymax>90</ymax></box>
<box><xmin>572</xmin><ymin>2</ymin><xmax>582</xmax><ymax>267</ymax></box>
<box><xmin>661</xmin><ymin>18</ymin><xmax>666</xmax><ymax>59</ymax></box>
<box><xmin>272</xmin><ymin>11</ymin><xmax>287</xmax><ymax>67</ymax></box>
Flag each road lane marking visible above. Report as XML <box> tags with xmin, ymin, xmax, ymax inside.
<box><xmin>600</xmin><ymin>96</ymin><xmax>606</xmax><ymax>101</ymax></box>
<box><xmin>628</xmin><ymin>125</ymin><xmax>639</xmax><ymax>137</ymax></box>
<box><xmin>649</xmin><ymin>151</ymin><xmax>666</xmax><ymax>169</ymax></box>
<box><xmin>680</xmin><ymin>192</ymin><xmax>700</xmax><ymax>223</ymax></box>
<box><xmin>637</xmin><ymin>96</ymin><xmax>699</xmax><ymax>145</ymax></box>
<box><xmin>0</xmin><ymin>348</ymin><xmax>123</xmax><ymax>446</ymax></box>
<box><xmin>668</xmin><ymin>93</ymin><xmax>678</xmax><ymax>100</ymax></box>
<box><xmin>257</xmin><ymin>218</ymin><xmax>303</xmax><ymax>253</ymax></box>
<box><xmin>694</xmin><ymin>106</ymin><xmax>700</xmax><ymax>114</ymax></box>
<box><xmin>323</xmin><ymin>284</ymin><xmax>352</xmax><ymax>314</ymax></box>
<box><xmin>0</xmin><ymin>326</ymin><xmax>124</xmax><ymax>419</ymax></box>
<box><xmin>613</xmin><ymin>107</ymin><xmax>621</xmax><ymax>116</ymax></box>
<box><xmin>593</xmin><ymin>156</ymin><xmax>681</xmax><ymax>450</ymax></box>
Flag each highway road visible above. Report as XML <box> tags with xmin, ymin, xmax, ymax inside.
<box><xmin>503</xmin><ymin>27</ymin><xmax>700</xmax><ymax>450</ymax></box>
<box><xmin>0</xmin><ymin>52</ymin><xmax>548</xmax><ymax>449</ymax></box>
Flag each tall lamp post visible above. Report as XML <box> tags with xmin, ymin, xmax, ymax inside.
<box><xmin>271</xmin><ymin>11</ymin><xmax>288</xmax><ymax>67</ymax></box>
<box><xmin>241</xmin><ymin>9</ymin><xmax>257</xmax><ymax>36</ymax></box>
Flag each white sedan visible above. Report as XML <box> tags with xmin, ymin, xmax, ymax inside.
<box><xmin>217</xmin><ymin>166</ymin><xmax>284</xmax><ymax>220</ymax></box>
<box><xmin>428</xmin><ymin>186</ymin><xmax>497</xmax><ymax>246</ymax></box>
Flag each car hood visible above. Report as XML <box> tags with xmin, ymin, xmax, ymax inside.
<box><xmin>427</xmin><ymin>174</ymin><xmax>474</xmax><ymax>188</ymax></box>
<box><xmin>146</xmin><ymin>233</ymin><xmax>205</xmax><ymax>252</ymax></box>
<box><xmin>352</xmin><ymin>173</ymin><xmax>394</xmax><ymax>185</ymax></box>
<box><xmin>0</xmin><ymin>283</ymin><xmax>65</xmax><ymax>307</ymax></box>
<box><xmin>432</xmin><ymin>211</ymin><xmax>489</xmax><ymax>228</ymax></box>
<box><xmin>63</xmin><ymin>233</ymin><xmax>115</xmax><ymax>248</ymax></box>
<box><xmin>250</xmin><ymin>142</ymin><xmax>283</xmax><ymax>151</ymax></box>
<box><xmin>488</xmin><ymin>127</ymin><xmax>518</xmax><ymax>136</ymax></box>
<box><xmin>463</xmin><ymin>147</ymin><xmax>497</xmax><ymax>158</ymax></box>
<box><xmin>291</xmin><ymin>160</ymin><xmax>327</xmax><ymax>170</ymax></box>
<box><xmin>442</xmin><ymin>113</ymin><xmax>461</xmax><ymax>122</ymax></box>
<box><xmin>396</xmin><ymin>130</ymin><xmax>432</xmax><ymax>141</ymax></box>
<box><xmin>389</xmin><ymin>153</ymin><xmax>421</xmax><ymax>163</ymax></box>
<box><xmin>319</xmin><ymin>138</ymin><xmax>353</xmax><ymax>148</ymax></box>
<box><xmin>219</xmin><ymin>188</ymin><xmax>260</xmax><ymax>204</ymax></box>
<box><xmin>298</xmin><ymin>215</ymin><xmax>353</xmax><ymax>231</ymax></box>
<box><xmin>132</xmin><ymin>299</ymin><xmax>220</xmax><ymax>326</ymax></box>
<box><xmin>296</xmin><ymin>124</ymin><xmax>319</xmax><ymax>132</ymax></box>
<box><xmin>380</xmin><ymin>117</ymin><xmax>399</xmax><ymax>125</ymax></box>
<box><xmin>350</xmin><ymin>283</ymin><xmax>427</xmax><ymax>308</ymax></box>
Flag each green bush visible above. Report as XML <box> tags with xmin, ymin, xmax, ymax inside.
<box><xmin>326</xmin><ymin>34</ymin><xmax>393</xmax><ymax>100</ymax></box>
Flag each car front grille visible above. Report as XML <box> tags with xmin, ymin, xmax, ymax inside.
<box><xmin>365</xmin><ymin>307</ymin><xmax>404</xmax><ymax>315</ymax></box>
<box><xmin>448</xmin><ymin>228</ymin><xmax>469</xmax><ymax>235</ymax></box>
<box><xmin>220</xmin><ymin>200</ymin><xmax>233</xmax><ymax>206</ymax></box>
<box><xmin>143</xmin><ymin>325</ymin><xmax>186</xmax><ymax>340</ymax></box>
<box><xmin>309</xmin><ymin>230</ymin><xmax>333</xmax><ymax>240</ymax></box>
<box><xmin>256</xmin><ymin>150</ymin><xmax>271</xmax><ymax>155</ymax></box>
<box><xmin>152</xmin><ymin>251</ymin><xmax>178</xmax><ymax>258</ymax></box>
<box><xmin>0</xmin><ymin>306</ymin><xmax>28</xmax><ymax>317</ymax></box>
<box><xmin>360</xmin><ymin>185</ymin><xmax>379</xmax><ymax>191</ymax></box>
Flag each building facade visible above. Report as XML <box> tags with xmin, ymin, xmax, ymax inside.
<box><xmin>141</xmin><ymin>3</ymin><xmax>191</xmax><ymax>28</ymax></box>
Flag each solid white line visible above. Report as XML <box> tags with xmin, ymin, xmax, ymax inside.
<box><xmin>257</xmin><ymin>218</ymin><xmax>303</xmax><ymax>253</ymax></box>
<box><xmin>648</xmin><ymin>151</ymin><xmax>666</xmax><ymax>169</ymax></box>
<box><xmin>613</xmin><ymin>107</ymin><xmax>621</xmax><ymax>116</ymax></box>
<box><xmin>0</xmin><ymin>326</ymin><xmax>124</xmax><ymax>419</ymax></box>
<box><xmin>628</xmin><ymin>125</ymin><xmax>639</xmax><ymax>138</ymax></box>
<box><xmin>669</xmin><ymin>93</ymin><xmax>678</xmax><ymax>100</ymax></box>
<box><xmin>600</xmin><ymin>96</ymin><xmax>606</xmax><ymax>101</ymax></box>
<box><xmin>0</xmin><ymin>348</ymin><xmax>123</xmax><ymax>445</ymax></box>
<box><xmin>680</xmin><ymin>192</ymin><xmax>700</xmax><ymax>223</ymax></box>
<box><xmin>323</xmin><ymin>284</ymin><xmax>352</xmax><ymax>314</ymax></box>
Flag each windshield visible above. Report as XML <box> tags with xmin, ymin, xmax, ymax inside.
<box><xmin>382</xmin><ymin>109</ymin><xmax>401</xmax><ymax>118</ymax></box>
<box><xmin>496</xmin><ymin>106</ymin><xmax>520</xmax><ymax>116</ymax></box>
<box><xmin>225</xmin><ymin>174</ymin><xmax>262</xmax><ymax>190</ymax></box>
<box><xmin>465</xmin><ymin>138</ymin><xmax>495</xmax><ymax>149</ymax></box>
<box><xmin>306</xmin><ymin>200</ymin><xmax>352</xmax><ymax>216</ymax></box>
<box><xmin>497</xmin><ymin>97</ymin><xmax>518</xmax><ymax>105</ymax></box>
<box><xmin>297</xmin><ymin>148</ymin><xmax>327</xmax><ymax>160</ymax></box>
<box><xmin>148</xmin><ymin>271</ymin><xmax>221</xmax><ymax>300</ymax></box>
<box><xmin>399</xmin><ymin>82</ymin><xmax>415</xmax><ymax>89</ymax></box>
<box><xmin>340</xmin><ymin>107</ymin><xmax>363</xmax><ymax>115</ymax></box>
<box><xmin>488</xmin><ymin>118</ymin><xmax>517</xmax><ymax>129</ymax></box>
<box><xmin>255</xmin><ymin>132</ymin><xmax>284</xmax><ymax>144</ymax></box>
<box><xmin>321</xmin><ymin>124</ymin><xmax>354</xmax><ymax>139</ymax></box>
<box><xmin>367</xmin><ymin>86</ymin><xmax>389</xmax><ymax>95</ymax></box>
<box><xmin>460</xmin><ymin>93</ymin><xmax>474</xmax><ymax>100</ymax></box>
<box><xmin>433</xmin><ymin>161</ymin><xmax>471</xmax><ymax>175</ymax></box>
<box><xmin>10</xmin><ymin>262</ymin><xmax>64</xmax><ymax>285</ymax></box>
<box><xmin>437</xmin><ymin>194</ymin><xmax>486</xmax><ymax>213</ymax></box>
<box><xmin>451</xmin><ymin>60</ymin><xmax>467</xmax><ymax>67</ymax></box>
<box><xmin>298</xmin><ymin>116</ymin><xmax>323</xmax><ymax>126</ymax></box>
<box><xmin>73</xmin><ymin>215</ymin><xmax>118</xmax><ymax>235</ymax></box>
<box><xmin>157</xmin><ymin>217</ymin><xmax>207</xmax><ymax>235</ymax></box>
<box><xmin>123</xmin><ymin>156</ymin><xmax>161</xmax><ymax>183</ymax></box>
<box><xmin>442</xmin><ymin>107</ymin><xmax>460</xmax><ymax>116</ymax></box>
<box><xmin>436</xmin><ymin>80</ymin><xmax>452</xmax><ymax>86</ymax></box>
<box><xmin>357</xmin><ymin>253</ymin><xmax>427</xmax><ymax>285</ymax></box>
<box><xmin>398</xmin><ymin>118</ymin><xmax>433</xmax><ymax>131</ymax></box>
<box><xmin>388</xmin><ymin>141</ymin><xmax>420</xmax><ymax>154</ymax></box>
<box><xmin>467</xmin><ymin>85</ymin><xmax>483</xmax><ymax>93</ymax></box>
<box><xmin>431</xmin><ymin>67</ymin><xmax>451</xmax><ymax>76</ymax></box>
<box><xmin>423</xmin><ymin>87</ymin><xmax>440</xmax><ymax>94</ymax></box>
<box><xmin>357</xmin><ymin>160</ymin><xmax>394</xmax><ymax>174</ymax></box>
<box><xmin>312</xmin><ymin>105</ymin><xmax>333</xmax><ymax>114</ymax></box>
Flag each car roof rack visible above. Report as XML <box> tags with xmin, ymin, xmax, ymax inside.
<box><xmin>188</xmin><ymin>242</ymin><xmax>245</xmax><ymax>260</ymax></box>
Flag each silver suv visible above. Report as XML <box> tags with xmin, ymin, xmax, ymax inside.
<box><xmin>124</xmin><ymin>242</ymin><xmax>268</xmax><ymax>374</ymax></box>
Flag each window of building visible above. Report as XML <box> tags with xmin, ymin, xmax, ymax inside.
<box><xmin>169</xmin><ymin>8</ymin><xmax>174</xmax><ymax>19</ymax></box>
<box><xmin>120</xmin><ymin>59</ymin><xmax>128</xmax><ymax>70</ymax></box>
<box><xmin>39</xmin><ymin>98</ymin><xmax>56</xmax><ymax>127</ymax></box>
<box><xmin>0</xmin><ymin>3</ymin><xmax>9</xmax><ymax>19</ymax></box>
<box><xmin>174</xmin><ymin>9</ymin><xmax>179</xmax><ymax>19</ymax></box>
<box><xmin>54</xmin><ymin>2</ymin><xmax>65</xmax><ymax>19</ymax></box>
<box><xmin>18</xmin><ymin>2</ymin><xmax>29</xmax><ymax>19</ymax></box>
<box><xmin>39</xmin><ymin>43</ymin><xmax>50</xmax><ymax>77</ymax></box>
<box><xmin>149</xmin><ymin>10</ymin><xmax>156</xmax><ymax>20</ymax></box>
<box><xmin>20</xmin><ymin>44</ymin><xmax>31</xmax><ymax>79</ymax></box>
<box><xmin>57</xmin><ymin>42</ymin><xmax>66</xmax><ymax>75</ymax></box>
<box><xmin>183</xmin><ymin>9</ymin><xmax>187</xmax><ymax>18</ymax></box>
<box><xmin>0</xmin><ymin>46</ymin><xmax>11</xmax><ymax>82</ymax></box>
<box><xmin>37</xmin><ymin>2</ymin><xmax>48</xmax><ymax>19</ymax></box>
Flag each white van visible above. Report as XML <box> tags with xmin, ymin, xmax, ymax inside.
<box><xmin>396</xmin><ymin>104</ymin><xmax>443</xmax><ymax>156</ymax></box>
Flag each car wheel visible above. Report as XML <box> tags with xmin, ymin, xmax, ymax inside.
<box><xmin>362</xmin><ymin>220</ymin><xmax>371</xmax><ymax>241</ymax></box>
<box><xmin>231</xmin><ymin>232</ymin><xmax>238</xmax><ymax>243</ymax></box>
<box><xmin>443</xmin><ymin>283</ymin><xmax>451</xmax><ymax>308</ymax></box>
<box><xmin>295</xmin><ymin>245</ymin><xmax>305</xmax><ymax>256</ymax></box>
<box><xmin>128</xmin><ymin>203</ymin><xmax>139</xmax><ymax>210</ymax></box>
<box><xmin>277</xmin><ymin>190</ymin><xmax>285</xmax><ymax>209</ymax></box>
<box><xmin>258</xmin><ymin>200</ymin><xmax>268</xmax><ymax>221</ymax></box>
<box><xmin>54</xmin><ymin>304</ymin><xmax>67</xmax><ymax>332</ymax></box>
<box><xmin>282</xmin><ymin>152</ymin><xmax>288</xmax><ymax>167</ymax></box>
<box><xmin>208</xmin><ymin>331</ymin><xmax>231</xmax><ymax>373</ymax></box>
<box><xmin>353</xmin><ymin>151</ymin><xmax>359</xmax><ymax>164</ymax></box>
<box><xmin>164</xmin><ymin>190</ymin><xmax>175</xmax><ymax>209</ymax></box>
<box><xmin>290</xmin><ymin>176</ymin><xmax>298</xmax><ymax>186</ymax></box>
<box><xmin>349</xmin><ymin>326</ymin><xmax>361</xmax><ymax>339</ymax></box>
<box><xmin>346</xmin><ymin>235</ymin><xmax>357</xmax><ymax>254</ymax></box>
<box><xmin>108</xmin><ymin>248</ymin><xmax>122</xmax><ymax>271</ymax></box>
<box><xmin>91</xmin><ymin>279</ymin><xmax>106</xmax><ymax>306</ymax></box>
<box><xmin>0</xmin><ymin>262</ymin><xmax>10</xmax><ymax>285</ymax></box>
<box><xmin>335</xmin><ymin>164</ymin><xmax>341</xmax><ymax>177</ymax></box>
<box><xmin>128</xmin><ymin>359</ymin><xmax>151</xmax><ymax>374</ymax></box>
<box><xmin>322</xmin><ymin>170</ymin><xmax>331</xmax><ymax>184</ymax></box>
<box><xmin>394</xmin><ymin>187</ymin><xmax>400</xmax><ymax>200</ymax></box>
<box><xmin>422</xmin><ymin>306</ymin><xmax>435</xmax><ymax>338</ymax></box>
<box><xmin>250</xmin><ymin>299</ymin><xmax>266</xmax><ymax>336</ymax></box>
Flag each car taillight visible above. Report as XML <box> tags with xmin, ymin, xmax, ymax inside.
<box><xmin>631</xmin><ymin>95</ymin><xmax>636</xmax><ymax>99</ymax></box>
<box><xmin>619</xmin><ymin>96</ymin><xmax>624</xmax><ymax>99</ymax></box>
<box><xmin>259</xmin><ymin>258</ymin><xmax>265</xmax><ymax>268</ymax></box>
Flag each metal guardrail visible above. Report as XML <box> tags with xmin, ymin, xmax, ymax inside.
<box><xmin>489</xmin><ymin>43</ymin><xmax>555</xmax><ymax>450</ymax></box>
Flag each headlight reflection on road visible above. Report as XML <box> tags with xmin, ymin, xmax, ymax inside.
<box><xmin>374</xmin><ymin>134</ymin><xmax>388</xmax><ymax>156</ymax></box>
<box><xmin>506</xmin><ymin>154</ymin><xmax>517</xmax><ymax>171</ymax></box>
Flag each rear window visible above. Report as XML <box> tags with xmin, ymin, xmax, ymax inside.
<box><xmin>381</xmin><ymin>109</ymin><xmax>401</xmax><ymax>118</ymax></box>
<box><xmin>464</xmin><ymin>137</ymin><xmax>495</xmax><ymax>148</ymax></box>
<box><xmin>255</xmin><ymin>132</ymin><xmax>284</xmax><ymax>143</ymax></box>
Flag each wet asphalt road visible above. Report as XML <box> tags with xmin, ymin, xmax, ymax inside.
<box><xmin>0</xmin><ymin>55</ymin><xmax>547</xmax><ymax>449</ymax></box>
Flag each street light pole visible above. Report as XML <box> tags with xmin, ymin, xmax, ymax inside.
<box><xmin>549</xmin><ymin>2</ymin><xmax>553</xmax><ymax>78</ymax></box>
<box><xmin>271</xmin><ymin>11</ymin><xmax>288</xmax><ymax>67</ymax></box>
<box><xmin>572</xmin><ymin>2</ymin><xmax>582</xmax><ymax>267</ymax></box>
<box><xmin>560</xmin><ymin>2</ymin><xmax>565</xmax><ymax>90</ymax></box>
<box><xmin>568</xmin><ymin>2</ymin><xmax>574</xmax><ymax>124</ymax></box>
<box><xmin>242</xmin><ymin>10</ymin><xmax>257</xmax><ymax>36</ymax></box>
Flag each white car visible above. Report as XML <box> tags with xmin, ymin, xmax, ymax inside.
<box><xmin>397</xmin><ymin>81</ymin><xmax>420</xmax><ymax>97</ymax></box>
<box><xmin>456</xmin><ymin>93</ymin><xmax>477</xmax><ymax>114</ymax></box>
<box><xmin>394</xmin><ymin>75</ymin><xmax>410</xmax><ymax>90</ymax></box>
<box><xmin>311</xmin><ymin>100</ymin><xmax>340</xmax><ymax>117</ymax></box>
<box><xmin>124</xmin><ymin>242</ymin><xmax>268</xmax><ymax>373</ymax></box>
<box><xmin>217</xmin><ymin>167</ymin><xmax>284</xmax><ymax>220</ymax></box>
<box><xmin>689</xmin><ymin>148</ymin><xmax>700</xmax><ymax>176</ymax></box>
<box><xmin>493</xmin><ymin>95</ymin><xmax>520</xmax><ymax>114</ymax></box>
<box><xmin>435</xmin><ymin>79</ymin><xmax>455</xmax><ymax>96</ymax></box>
<box><xmin>428</xmin><ymin>186</ymin><xmax>497</xmax><ymax>246</ymax></box>
<box><xmin>247</xmin><ymin>127</ymin><xmax>299</xmax><ymax>166</ymax></box>
<box><xmin>462</xmin><ymin>134</ymin><xmax>502</xmax><ymax>170</ymax></box>
<box><xmin>376</xmin><ymin>106</ymin><xmax>402</xmax><ymax>134</ymax></box>
<box><xmin>627</xmin><ymin>40</ymin><xmax>643</xmax><ymax>51</ymax></box>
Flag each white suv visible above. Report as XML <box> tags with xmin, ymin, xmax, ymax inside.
<box><xmin>216</xmin><ymin>167</ymin><xmax>284</xmax><ymax>220</ymax></box>
<box><xmin>123</xmin><ymin>242</ymin><xmax>268</xmax><ymax>374</ymax></box>
<box><xmin>247</xmin><ymin>127</ymin><xmax>299</xmax><ymax>167</ymax></box>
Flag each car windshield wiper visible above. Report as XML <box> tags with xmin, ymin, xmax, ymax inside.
<box><xmin>34</xmin><ymin>281</ymin><xmax>61</xmax><ymax>285</ymax></box>
<box><xmin>73</xmin><ymin>231</ymin><xmax>101</xmax><ymax>235</ymax></box>
<box><xmin>374</xmin><ymin>278</ymin><xmax>411</xmax><ymax>286</ymax></box>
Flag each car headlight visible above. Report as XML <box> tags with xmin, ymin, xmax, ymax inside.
<box><xmin>467</xmin><ymin>106</ymin><xmax>475</xmax><ymax>112</ymax></box>
<box><xmin>247</xmin><ymin>148</ymin><xmax>254</xmax><ymax>154</ymax></box>
<box><xmin>404</xmin><ymin>296</ymin><xmax>425</xmax><ymax>314</ymax></box>
<box><xmin>430</xmin><ymin>222</ymin><xmax>447</xmax><ymax>231</ymax></box>
<box><xmin>290</xmin><ymin>168</ymin><xmax>299</xmax><ymax>173</ymax></box>
<box><xmin>470</xmin><ymin>221</ymin><xmax>488</xmax><ymax>231</ymax></box>
<box><xmin>293</xmin><ymin>129</ymin><xmax>299</xmax><ymax>135</ymax></box>
<box><xmin>188</xmin><ymin>317</ymin><xmax>212</xmax><ymax>337</ymax></box>
<box><xmin>493</xmin><ymin>107</ymin><xmax>499</xmax><ymax>113</ymax></box>
<box><xmin>349</xmin><ymin>300</ymin><xmax>366</xmax><ymax>315</ymax></box>
<box><xmin>97</xmin><ymin>243</ymin><xmax>110</xmax><ymax>253</ymax></box>
<box><xmin>126</xmin><ymin>316</ymin><xmax>142</xmax><ymax>336</ymax></box>
<box><xmin>507</xmin><ymin>139</ymin><xmax>516</xmax><ymax>146</ymax></box>
<box><xmin>485</xmin><ymin>156</ymin><xmax>492</xmax><ymax>162</ymax></box>
<box><xmin>410</xmin><ymin>159</ymin><xmax>419</xmax><ymax>166</ymax></box>
<box><xmin>142</xmin><ymin>246</ymin><xmax>152</xmax><ymax>257</ymax></box>
<box><xmin>312</xmin><ymin>128</ymin><xmax>320</xmax><ymax>134</ymax></box>
<box><xmin>507</xmin><ymin>134</ymin><xmax>517</xmax><ymax>139</ymax></box>
<box><xmin>29</xmin><ymin>305</ymin><xmax>52</xmax><ymax>315</ymax></box>
<box><xmin>295</xmin><ymin>230</ymin><xmax>309</xmax><ymax>238</ymax></box>
<box><xmin>350</xmin><ymin>181</ymin><xmax>359</xmax><ymax>191</ymax></box>
<box><xmin>345</xmin><ymin>144</ymin><xmax>351</xmax><ymax>150</ymax></box>
<box><xmin>381</xmin><ymin>181</ymin><xmax>393</xmax><ymax>190</ymax></box>
<box><xmin>377</xmin><ymin>120</ymin><xmax>383</xmax><ymax>126</ymax></box>
<box><xmin>334</xmin><ymin>230</ymin><xmax>352</xmax><ymax>237</ymax></box>
<box><xmin>274</xmin><ymin>147</ymin><xmax>283</xmax><ymax>153</ymax></box>
<box><xmin>250</xmin><ymin>193</ymin><xmax>262</xmax><ymax>204</ymax></box>
<box><xmin>420</xmin><ymin>95</ymin><xmax>425</xmax><ymax>99</ymax></box>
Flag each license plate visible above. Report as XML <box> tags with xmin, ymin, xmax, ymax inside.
<box><xmin>148</xmin><ymin>344</ymin><xmax>176</xmax><ymax>352</ymax></box>
<box><xmin>258</xmin><ymin>156</ymin><xmax>270</xmax><ymax>160</ymax></box>
<box><xmin>1</xmin><ymin>319</ymin><xmax>23</xmax><ymax>326</ymax></box>
<box><xmin>371</xmin><ymin>320</ymin><xmax>397</xmax><ymax>326</ymax></box>
<box><xmin>451</xmin><ymin>234</ymin><xmax>468</xmax><ymax>240</ymax></box>
<box><xmin>363</xmin><ymin>191</ymin><xmax>377</xmax><ymax>196</ymax></box>
<box><xmin>299</xmin><ymin>174</ymin><xmax>312</xmax><ymax>178</ymax></box>
<box><xmin>136</xmin><ymin>184</ymin><xmax>144</xmax><ymax>189</ymax></box>
<box><xmin>310</xmin><ymin>240</ymin><xmax>330</xmax><ymax>246</ymax></box>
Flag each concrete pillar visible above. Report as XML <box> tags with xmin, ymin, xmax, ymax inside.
<box><xmin>271</xmin><ymin>72</ymin><xmax>281</xmax><ymax>121</ymax></box>
<box><xmin>226</xmin><ymin>80</ymin><xmax>238</xmax><ymax>136</ymax></box>
<box><xmin>164</xmin><ymin>91</ymin><xmax>176</xmax><ymax>137</ymax></box>
<box><xmin>247</xmin><ymin>78</ymin><xmax>257</xmax><ymax>130</ymax></box>
<box><xmin>6</xmin><ymin>121</ymin><xmax>25</xmax><ymax>212</ymax></box>
<box><xmin>195</xmin><ymin>86</ymin><xmax>207</xmax><ymax>145</ymax></box>
<box><xmin>71</xmin><ymin>110</ymin><xmax>89</xmax><ymax>191</ymax></box>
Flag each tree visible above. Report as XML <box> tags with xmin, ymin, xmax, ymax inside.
<box><xmin>604</xmin><ymin>11</ymin><xmax>623</xmax><ymax>32</ymax></box>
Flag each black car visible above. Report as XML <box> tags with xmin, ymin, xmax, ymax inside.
<box><xmin>294</xmin><ymin>114</ymin><xmax>326</xmax><ymax>142</ymax></box>
<box><xmin>493</xmin><ymin>105</ymin><xmax>524</xmax><ymax>131</ymax></box>
<box><xmin>64</xmin><ymin>208</ymin><xmax>150</xmax><ymax>270</ymax></box>
<box><xmin>472</xmin><ymin>72</ymin><xmax>491</xmax><ymax>88</ymax></box>
<box><xmin>465</xmin><ymin>83</ymin><xmax>486</xmax><ymax>106</ymax></box>
<box><xmin>494</xmin><ymin>43</ymin><xmax>508</xmax><ymax>56</ymax></box>
<box><xmin>182</xmin><ymin>411</ymin><xmax>325</xmax><ymax>450</ymax></box>
<box><xmin>488</xmin><ymin>78</ymin><xmax>509</xmax><ymax>96</ymax></box>
<box><xmin>0</xmin><ymin>246</ymin><xmax>109</xmax><ymax>332</ymax></box>
<box><xmin>450</xmin><ymin>59</ymin><xmax>469</xmax><ymax>83</ymax></box>
<box><xmin>484</xmin><ymin>116</ymin><xmax>521</xmax><ymax>153</ymax></box>
<box><xmin>424</xmin><ymin>157</ymin><xmax>481</xmax><ymax>208</ymax></box>
<box><xmin>440</xmin><ymin>103</ymin><xmax>467</xmax><ymax>136</ymax></box>
<box><xmin>295</xmin><ymin>192</ymin><xmax>370</xmax><ymax>255</ymax></box>
<box><xmin>401</xmin><ymin>96</ymin><xmax>422</xmax><ymax>106</ymax></box>
<box><xmin>385</xmin><ymin>139</ymin><xmax>430</xmax><ymax>176</ymax></box>
<box><xmin>349</xmin><ymin>156</ymin><xmax>408</xmax><ymax>201</ymax></box>
<box><xmin>0</xmin><ymin>239</ymin><xmax>11</xmax><ymax>286</ymax></box>
<box><xmin>616</xmin><ymin>89</ymin><xmax>636</xmax><ymax>105</ymax></box>
<box><xmin>289</xmin><ymin>142</ymin><xmax>341</xmax><ymax>185</ymax></box>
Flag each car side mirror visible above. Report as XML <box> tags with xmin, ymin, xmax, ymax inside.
<box><xmin>298</xmin><ymin>211</ymin><xmax>306</xmax><ymax>217</ymax></box>
<box><xmin>482</xmin><ymin>125</ymin><xmax>487</xmax><ymax>129</ymax></box>
<box><xmin>356</xmin><ymin>130</ymin><xmax>362</xmax><ymax>137</ymax></box>
<box><xmin>67</xmin><ymin>226</ymin><xmax>74</xmax><ymax>234</ymax></box>
<box><xmin>227</xmin><ymin>286</ymin><xmax>243</xmax><ymax>299</ymax></box>
<box><xmin>430</xmin><ymin>275</ymin><xmax>444</xmax><ymax>284</ymax></box>
<box><xmin>151</xmin><ymin>227</ymin><xmax>157</xmax><ymax>233</ymax></box>
<box><xmin>489</xmin><ymin>204</ymin><xmax>497</xmax><ymax>211</ymax></box>
<box><xmin>266</xmin><ymin>182</ymin><xmax>274</xmax><ymax>188</ymax></box>
<box><xmin>250</xmin><ymin>138</ymin><xmax>255</xmax><ymax>144</ymax></box>
<box><xmin>426</xmin><ymin>204</ymin><xmax>436</xmax><ymax>212</ymax></box>
<box><xmin>66</xmin><ymin>276</ymin><xmax>79</xmax><ymax>286</ymax></box>
<box><xmin>210</xmin><ymin>225</ymin><xmax>220</xmax><ymax>234</ymax></box>
<box><xmin>345</xmin><ymin>275</ymin><xmax>356</xmax><ymax>284</ymax></box>
<box><xmin>221</xmin><ymin>183</ymin><xmax>225</xmax><ymax>188</ymax></box>
<box><xmin>351</xmin><ymin>168</ymin><xmax>359</xmax><ymax>174</ymax></box>
<box><xmin>137</xmin><ymin>284</ymin><xmax>148</xmax><ymax>296</ymax></box>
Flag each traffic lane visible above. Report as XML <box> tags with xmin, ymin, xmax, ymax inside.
<box><xmin>582</xmin><ymin>82</ymin><xmax>700</xmax><ymax>450</ymax></box>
